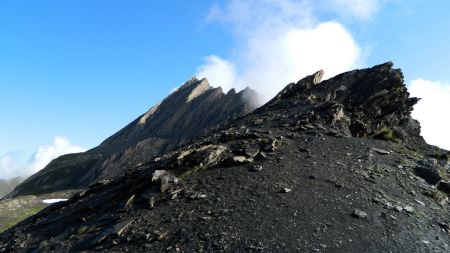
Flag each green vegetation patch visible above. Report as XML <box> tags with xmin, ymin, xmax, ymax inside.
<box><xmin>373</xmin><ymin>127</ymin><xmax>401</xmax><ymax>143</ymax></box>
<box><xmin>0</xmin><ymin>196</ymin><xmax>47</xmax><ymax>233</ymax></box>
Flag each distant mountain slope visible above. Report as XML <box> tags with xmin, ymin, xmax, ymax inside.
<box><xmin>2</xmin><ymin>63</ymin><xmax>449</xmax><ymax>252</ymax></box>
<box><xmin>0</xmin><ymin>178</ymin><xmax>22</xmax><ymax>198</ymax></box>
<box><xmin>7</xmin><ymin>78</ymin><xmax>257</xmax><ymax>198</ymax></box>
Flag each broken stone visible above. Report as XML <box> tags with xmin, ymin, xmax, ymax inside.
<box><xmin>352</xmin><ymin>209</ymin><xmax>368</xmax><ymax>219</ymax></box>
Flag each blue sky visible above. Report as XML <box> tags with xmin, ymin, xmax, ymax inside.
<box><xmin>1</xmin><ymin>0</ymin><xmax>450</xmax><ymax>179</ymax></box>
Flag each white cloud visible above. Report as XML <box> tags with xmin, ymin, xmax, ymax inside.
<box><xmin>0</xmin><ymin>153</ymin><xmax>24</xmax><ymax>180</ymax></box>
<box><xmin>197</xmin><ymin>0</ymin><xmax>368</xmax><ymax>104</ymax></box>
<box><xmin>325</xmin><ymin>0</ymin><xmax>382</xmax><ymax>20</ymax></box>
<box><xmin>409</xmin><ymin>79</ymin><xmax>450</xmax><ymax>150</ymax></box>
<box><xmin>196</xmin><ymin>55</ymin><xmax>238</xmax><ymax>92</ymax></box>
<box><xmin>0</xmin><ymin>137</ymin><xmax>85</xmax><ymax>180</ymax></box>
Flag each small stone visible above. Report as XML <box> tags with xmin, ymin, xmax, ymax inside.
<box><xmin>352</xmin><ymin>209</ymin><xmax>368</xmax><ymax>219</ymax></box>
<box><xmin>190</xmin><ymin>193</ymin><xmax>207</xmax><ymax>200</ymax></box>
<box><xmin>250</xmin><ymin>165</ymin><xmax>263</xmax><ymax>172</ymax></box>
<box><xmin>373</xmin><ymin>148</ymin><xmax>390</xmax><ymax>155</ymax></box>
<box><xmin>394</xmin><ymin>206</ymin><xmax>403</xmax><ymax>212</ymax></box>
<box><xmin>149</xmin><ymin>197</ymin><xmax>155</xmax><ymax>209</ymax></box>
<box><xmin>404</xmin><ymin>206</ymin><xmax>414</xmax><ymax>214</ymax></box>
<box><xmin>282</xmin><ymin>188</ymin><xmax>292</xmax><ymax>193</ymax></box>
<box><xmin>233</xmin><ymin>156</ymin><xmax>248</xmax><ymax>163</ymax></box>
<box><xmin>253</xmin><ymin>119</ymin><xmax>264</xmax><ymax>125</ymax></box>
<box><xmin>414</xmin><ymin>199</ymin><xmax>425</xmax><ymax>206</ymax></box>
<box><xmin>152</xmin><ymin>170</ymin><xmax>167</xmax><ymax>181</ymax></box>
<box><xmin>157</xmin><ymin>232</ymin><xmax>168</xmax><ymax>241</ymax></box>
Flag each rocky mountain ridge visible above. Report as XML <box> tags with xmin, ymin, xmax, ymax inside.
<box><xmin>6</xmin><ymin>78</ymin><xmax>257</xmax><ymax>198</ymax></box>
<box><xmin>1</xmin><ymin>63</ymin><xmax>449</xmax><ymax>252</ymax></box>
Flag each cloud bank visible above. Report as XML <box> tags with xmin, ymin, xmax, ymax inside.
<box><xmin>196</xmin><ymin>0</ymin><xmax>382</xmax><ymax>103</ymax></box>
<box><xmin>0</xmin><ymin>137</ymin><xmax>85</xmax><ymax>179</ymax></box>
<box><xmin>409</xmin><ymin>79</ymin><xmax>450</xmax><ymax>150</ymax></box>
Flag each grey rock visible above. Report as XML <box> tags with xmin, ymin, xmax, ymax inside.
<box><xmin>404</xmin><ymin>206</ymin><xmax>414</xmax><ymax>214</ymax></box>
<box><xmin>414</xmin><ymin>159</ymin><xmax>446</xmax><ymax>185</ymax></box>
<box><xmin>151</xmin><ymin>170</ymin><xmax>167</xmax><ymax>182</ymax></box>
<box><xmin>282</xmin><ymin>188</ymin><xmax>292</xmax><ymax>193</ymax></box>
<box><xmin>352</xmin><ymin>209</ymin><xmax>368</xmax><ymax>219</ymax></box>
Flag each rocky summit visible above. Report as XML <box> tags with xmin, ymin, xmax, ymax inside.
<box><xmin>6</xmin><ymin>78</ymin><xmax>257</xmax><ymax>198</ymax></box>
<box><xmin>1</xmin><ymin>63</ymin><xmax>449</xmax><ymax>252</ymax></box>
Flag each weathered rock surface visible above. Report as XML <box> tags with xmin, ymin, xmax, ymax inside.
<box><xmin>1</xmin><ymin>63</ymin><xmax>449</xmax><ymax>252</ymax></box>
<box><xmin>6</xmin><ymin>78</ymin><xmax>257</xmax><ymax>198</ymax></box>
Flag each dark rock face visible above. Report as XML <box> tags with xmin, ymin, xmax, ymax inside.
<box><xmin>7</xmin><ymin>78</ymin><xmax>257</xmax><ymax>198</ymax></box>
<box><xmin>1</xmin><ymin>63</ymin><xmax>449</xmax><ymax>252</ymax></box>
<box><xmin>264</xmin><ymin>62</ymin><xmax>421</xmax><ymax>140</ymax></box>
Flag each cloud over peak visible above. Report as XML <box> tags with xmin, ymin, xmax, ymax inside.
<box><xmin>197</xmin><ymin>0</ymin><xmax>373</xmax><ymax>104</ymax></box>
<box><xmin>0</xmin><ymin>137</ymin><xmax>85</xmax><ymax>180</ymax></box>
<box><xmin>409</xmin><ymin>79</ymin><xmax>450</xmax><ymax>150</ymax></box>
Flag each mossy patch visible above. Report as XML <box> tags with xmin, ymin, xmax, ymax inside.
<box><xmin>373</xmin><ymin>127</ymin><xmax>401</xmax><ymax>143</ymax></box>
<box><xmin>429</xmin><ymin>151</ymin><xmax>449</xmax><ymax>161</ymax></box>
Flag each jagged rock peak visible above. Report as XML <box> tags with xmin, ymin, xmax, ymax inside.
<box><xmin>271</xmin><ymin>69</ymin><xmax>324</xmax><ymax>102</ymax></box>
<box><xmin>265</xmin><ymin>62</ymin><xmax>421</xmax><ymax>141</ymax></box>
<box><xmin>5</xmin><ymin>76</ymin><xmax>258</xmax><ymax>198</ymax></box>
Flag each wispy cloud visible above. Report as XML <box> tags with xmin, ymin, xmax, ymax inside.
<box><xmin>409</xmin><ymin>79</ymin><xmax>450</xmax><ymax>150</ymax></box>
<box><xmin>196</xmin><ymin>0</ymin><xmax>382</xmax><ymax>103</ymax></box>
<box><xmin>0</xmin><ymin>137</ymin><xmax>85</xmax><ymax>179</ymax></box>
<box><xmin>324</xmin><ymin>0</ymin><xmax>383</xmax><ymax>20</ymax></box>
